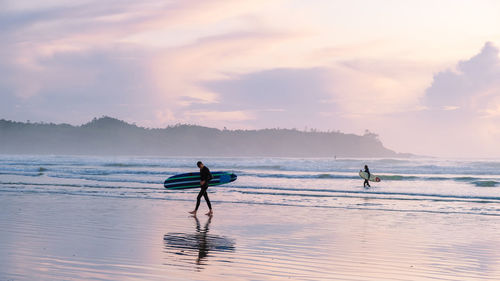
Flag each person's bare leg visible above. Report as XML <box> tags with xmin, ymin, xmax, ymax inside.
<box><xmin>190</xmin><ymin>188</ymin><xmax>204</xmax><ymax>215</ymax></box>
<box><xmin>203</xmin><ymin>191</ymin><xmax>212</xmax><ymax>216</ymax></box>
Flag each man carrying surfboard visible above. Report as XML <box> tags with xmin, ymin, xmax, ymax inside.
<box><xmin>189</xmin><ymin>161</ymin><xmax>213</xmax><ymax>216</ymax></box>
<box><xmin>358</xmin><ymin>165</ymin><xmax>381</xmax><ymax>187</ymax></box>
<box><xmin>363</xmin><ymin>165</ymin><xmax>371</xmax><ymax>188</ymax></box>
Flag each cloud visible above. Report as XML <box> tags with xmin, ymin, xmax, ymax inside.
<box><xmin>0</xmin><ymin>46</ymin><xmax>160</xmax><ymax>123</ymax></box>
<box><xmin>3</xmin><ymin>0</ymin><xmax>422</xmax><ymax>130</ymax></box>
<box><xmin>424</xmin><ymin>42</ymin><xmax>500</xmax><ymax>111</ymax></box>
<box><xmin>0</xmin><ymin>0</ymin><xmax>291</xmax><ymax>126</ymax></box>
<box><xmin>190</xmin><ymin>57</ymin><xmax>432</xmax><ymax>132</ymax></box>
<box><xmin>195</xmin><ymin>68</ymin><xmax>339</xmax><ymax>128</ymax></box>
<box><xmin>203</xmin><ymin>68</ymin><xmax>333</xmax><ymax>109</ymax></box>
<box><xmin>327</xmin><ymin>60</ymin><xmax>430</xmax><ymax>118</ymax></box>
<box><xmin>185</xmin><ymin>110</ymin><xmax>254</xmax><ymax>122</ymax></box>
<box><xmin>147</xmin><ymin>29</ymin><xmax>301</xmax><ymax>126</ymax></box>
<box><xmin>418</xmin><ymin>42</ymin><xmax>500</xmax><ymax>156</ymax></box>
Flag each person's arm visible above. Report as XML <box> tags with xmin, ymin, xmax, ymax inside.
<box><xmin>200</xmin><ymin>174</ymin><xmax>205</xmax><ymax>185</ymax></box>
<box><xmin>200</xmin><ymin>167</ymin><xmax>208</xmax><ymax>185</ymax></box>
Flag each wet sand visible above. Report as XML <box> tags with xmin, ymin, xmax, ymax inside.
<box><xmin>1</xmin><ymin>192</ymin><xmax>500</xmax><ymax>280</ymax></box>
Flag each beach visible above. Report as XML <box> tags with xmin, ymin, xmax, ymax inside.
<box><xmin>2</xmin><ymin>193</ymin><xmax>500</xmax><ymax>280</ymax></box>
<box><xmin>2</xmin><ymin>155</ymin><xmax>500</xmax><ymax>280</ymax></box>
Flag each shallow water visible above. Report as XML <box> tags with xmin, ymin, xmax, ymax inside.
<box><xmin>1</xmin><ymin>155</ymin><xmax>500</xmax><ymax>216</ymax></box>
<box><xmin>1</xmin><ymin>193</ymin><xmax>500</xmax><ymax>280</ymax></box>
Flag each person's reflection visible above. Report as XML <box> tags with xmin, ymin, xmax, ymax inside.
<box><xmin>163</xmin><ymin>215</ymin><xmax>235</xmax><ymax>268</ymax></box>
<box><xmin>194</xmin><ymin>215</ymin><xmax>211</xmax><ymax>264</ymax></box>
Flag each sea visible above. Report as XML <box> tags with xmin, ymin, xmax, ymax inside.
<box><xmin>1</xmin><ymin>155</ymin><xmax>500</xmax><ymax>216</ymax></box>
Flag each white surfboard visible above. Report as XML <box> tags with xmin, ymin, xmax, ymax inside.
<box><xmin>359</xmin><ymin>171</ymin><xmax>381</xmax><ymax>182</ymax></box>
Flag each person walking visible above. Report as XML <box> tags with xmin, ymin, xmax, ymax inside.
<box><xmin>363</xmin><ymin>165</ymin><xmax>371</xmax><ymax>188</ymax></box>
<box><xmin>189</xmin><ymin>161</ymin><xmax>213</xmax><ymax>216</ymax></box>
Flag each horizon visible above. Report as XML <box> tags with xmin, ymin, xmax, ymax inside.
<box><xmin>1</xmin><ymin>115</ymin><xmax>403</xmax><ymax>158</ymax></box>
<box><xmin>2</xmin><ymin>1</ymin><xmax>500</xmax><ymax>157</ymax></box>
<box><xmin>0</xmin><ymin>115</ymin><xmax>380</xmax><ymax>133</ymax></box>
<box><xmin>5</xmin><ymin>115</ymin><xmax>500</xmax><ymax>159</ymax></box>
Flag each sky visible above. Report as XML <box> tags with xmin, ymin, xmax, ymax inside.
<box><xmin>1</xmin><ymin>0</ymin><xmax>500</xmax><ymax>157</ymax></box>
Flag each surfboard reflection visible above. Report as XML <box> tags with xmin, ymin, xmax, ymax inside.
<box><xmin>163</xmin><ymin>216</ymin><xmax>235</xmax><ymax>267</ymax></box>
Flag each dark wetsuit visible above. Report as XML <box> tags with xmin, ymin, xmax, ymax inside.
<box><xmin>364</xmin><ymin>167</ymin><xmax>371</xmax><ymax>187</ymax></box>
<box><xmin>195</xmin><ymin>166</ymin><xmax>212</xmax><ymax>211</ymax></box>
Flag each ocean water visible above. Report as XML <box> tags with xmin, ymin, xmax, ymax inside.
<box><xmin>1</xmin><ymin>155</ymin><xmax>500</xmax><ymax>216</ymax></box>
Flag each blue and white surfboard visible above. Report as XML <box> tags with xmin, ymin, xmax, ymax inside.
<box><xmin>164</xmin><ymin>171</ymin><xmax>237</xmax><ymax>190</ymax></box>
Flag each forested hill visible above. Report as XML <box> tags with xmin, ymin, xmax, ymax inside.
<box><xmin>0</xmin><ymin>117</ymin><xmax>409</xmax><ymax>157</ymax></box>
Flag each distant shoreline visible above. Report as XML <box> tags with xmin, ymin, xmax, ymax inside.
<box><xmin>0</xmin><ymin>116</ymin><xmax>412</xmax><ymax>158</ymax></box>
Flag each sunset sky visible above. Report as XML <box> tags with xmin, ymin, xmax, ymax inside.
<box><xmin>2</xmin><ymin>0</ymin><xmax>500</xmax><ymax>157</ymax></box>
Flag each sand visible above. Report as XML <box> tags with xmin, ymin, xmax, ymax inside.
<box><xmin>1</xmin><ymin>192</ymin><xmax>500</xmax><ymax>281</ymax></box>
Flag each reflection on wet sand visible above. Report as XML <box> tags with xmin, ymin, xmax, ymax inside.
<box><xmin>163</xmin><ymin>216</ymin><xmax>235</xmax><ymax>268</ymax></box>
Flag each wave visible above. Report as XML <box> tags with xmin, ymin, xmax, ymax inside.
<box><xmin>472</xmin><ymin>180</ymin><xmax>499</xmax><ymax>187</ymax></box>
<box><xmin>3</xmin><ymin>166</ymin><xmax>499</xmax><ymax>189</ymax></box>
<box><xmin>318</xmin><ymin>173</ymin><xmax>338</xmax><ymax>178</ymax></box>
<box><xmin>378</xmin><ymin>175</ymin><xmax>455</xmax><ymax>181</ymax></box>
<box><xmin>6</xmin><ymin>168</ymin><xmax>497</xmax><ymax>187</ymax></box>
<box><xmin>0</xmin><ymin>181</ymin><xmax>160</xmax><ymax>191</ymax></box>
<box><xmin>380</xmin><ymin>175</ymin><xmax>500</xmax><ymax>184</ymax></box>
<box><xmin>455</xmin><ymin>177</ymin><xmax>481</xmax><ymax>181</ymax></box>
<box><xmin>102</xmin><ymin>163</ymin><xmax>162</xmax><ymax>168</ymax></box>
<box><xmin>59</xmin><ymin>169</ymin><xmax>167</xmax><ymax>176</ymax></box>
<box><xmin>0</xmin><ymin>171</ymin><xmax>44</xmax><ymax>177</ymax></box>
<box><xmin>378</xmin><ymin>175</ymin><xmax>419</xmax><ymax>180</ymax></box>
<box><xmin>240</xmin><ymin>172</ymin><xmax>356</xmax><ymax>180</ymax></box>
<box><xmin>220</xmin><ymin>185</ymin><xmax>500</xmax><ymax>202</ymax></box>
<box><xmin>0</xmin><ymin>166</ymin><xmax>168</xmax><ymax>177</ymax></box>
<box><xmin>0</xmin><ymin>166</ymin><xmax>49</xmax><ymax>173</ymax></box>
<box><xmin>47</xmin><ymin>173</ymin><xmax>162</xmax><ymax>185</ymax></box>
<box><xmin>4</xmin><ymin>156</ymin><xmax>500</xmax><ymax>175</ymax></box>
<box><xmin>239</xmin><ymin>172</ymin><xmax>499</xmax><ymax>185</ymax></box>
<box><xmin>232</xmin><ymin>165</ymin><xmax>283</xmax><ymax>170</ymax></box>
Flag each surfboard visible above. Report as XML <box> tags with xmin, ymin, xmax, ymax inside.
<box><xmin>359</xmin><ymin>171</ymin><xmax>381</xmax><ymax>182</ymax></box>
<box><xmin>164</xmin><ymin>171</ymin><xmax>237</xmax><ymax>190</ymax></box>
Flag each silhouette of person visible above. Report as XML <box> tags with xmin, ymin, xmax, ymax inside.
<box><xmin>194</xmin><ymin>215</ymin><xmax>212</xmax><ymax>264</ymax></box>
<box><xmin>363</xmin><ymin>165</ymin><xmax>371</xmax><ymax>188</ymax></box>
<box><xmin>163</xmin><ymin>216</ymin><xmax>235</xmax><ymax>267</ymax></box>
<box><xmin>189</xmin><ymin>161</ymin><xmax>213</xmax><ymax>216</ymax></box>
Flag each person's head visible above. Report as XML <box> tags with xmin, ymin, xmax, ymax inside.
<box><xmin>364</xmin><ymin>165</ymin><xmax>368</xmax><ymax>169</ymax></box>
<box><xmin>197</xmin><ymin>161</ymin><xmax>204</xmax><ymax>168</ymax></box>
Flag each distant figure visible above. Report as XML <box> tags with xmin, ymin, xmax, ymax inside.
<box><xmin>363</xmin><ymin>165</ymin><xmax>371</xmax><ymax>188</ymax></box>
<box><xmin>189</xmin><ymin>161</ymin><xmax>213</xmax><ymax>216</ymax></box>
